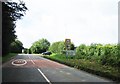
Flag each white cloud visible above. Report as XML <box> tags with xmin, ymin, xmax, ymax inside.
<box><xmin>15</xmin><ymin>0</ymin><xmax>119</xmax><ymax>48</ymax></box>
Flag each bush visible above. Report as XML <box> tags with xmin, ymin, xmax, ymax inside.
<box><xmin>44</xmin><ymin>53</ymin><xmax>120</xmax><ymax>82</ymax></box>
<box><xmin>76</xmin><ymin>43</ymin><xmax>120</xmax><ymax>67</ymax></box>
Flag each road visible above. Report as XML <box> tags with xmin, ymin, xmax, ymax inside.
<box><xmin>2</xmin><ymin>54</ymin><xmax>113</xmax><ymax>83</ymax></box>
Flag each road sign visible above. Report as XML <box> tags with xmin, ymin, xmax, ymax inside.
<box><xmin>66</xmin><ymin>50</ymin><xmax>76</xmax><ymax>56</ymax></box>
<box><xmin>65</xmin><ymin>39</ymin><xmax>71</xmax><ymax>50</ymax></box>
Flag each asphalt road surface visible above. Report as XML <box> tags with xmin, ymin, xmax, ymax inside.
<box><xmin>2</xmin><ymin>54</ymin><xmax>114</xmax><ymax>83</ymax></box>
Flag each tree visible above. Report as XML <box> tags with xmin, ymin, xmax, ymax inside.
<box><xmin>28</xmin><ymin>49</ymin><xmax>32</xmax><ymax>54</ymax></box>
<box><xmin>2</xmin><ymin>1</ymin><xmax>27</xmax><ymax>55</ymax></box>
<box><xmin>30</xmin><ymin>38</ymin><xmax>50</xmax><ymax>54</ymax></box>
<box><xmin>23</xmin><ymin>48</ymin><xmax>29</xmax><ymax>54</ymax></box>
<box><xmin>10</xmin><ymin>39</ymin><xmax>24</xmax><ymax>53</ymax></box>
<box><xmin>49</xmin><ymin>41</ymin><xmax>65</xmax><ymax>54</ymax></box>
<box><xmin>49</xmin><ymin>41</ymin><xmax>75</xmax><ymax>54</ymax></box>
<box><xmin>76</xmin><ymin>44</ymin><xmax>86</xmax><ymax>56</ymax></box>
<box><xmin>70</xmin><ymin>43</ymin><xmax>75</xmax><ymax>50</ymax></box>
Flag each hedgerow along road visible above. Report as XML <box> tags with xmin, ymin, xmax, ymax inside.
<box><xmin>2</xmin><ymin>54</ymin><xmax>113</xmax><ymax>83</ymax></box>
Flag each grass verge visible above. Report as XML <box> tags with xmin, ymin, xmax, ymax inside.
<box><xmin>44</xmin><ymin>53</ymin><xmax>120</xmax><ymax>82</ymax></box>
<box><xmin>2</xmin><ymin>53</ymin><xmax>17</xmax><ymax>63</ymax></box>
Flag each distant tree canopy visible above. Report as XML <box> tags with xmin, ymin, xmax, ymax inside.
<box><xmin>2</xmin><ymin>1</ymin><xmax>27</xmax><ymax>55</ymax></box>
<box><xmin>10</xmin><ymin>39</ymin><xmax>24</xmax><ymax>53</ymax></box>
<box><xmin>23</xmin><ymin>48</ymin><xmax>30</xmax><ymax>54</ymax></box>
<box><xmin>30</xmin><ymin>38</ymin><xmax>50</xmax><ymax>54</ymax></box>
<box><xmin>23</xmin><ymin>48</ymin><xmax>28</xmax><ymax>54</ymax></box>
<box><xmin>49</xmin><ymin>41</ymin><xmax>65</xmax><ymax>54</ymax></box>
<box><xmin>49</xmin><ymin>41</ymin><xmax>75</xmax><ymax>54</ymax></box>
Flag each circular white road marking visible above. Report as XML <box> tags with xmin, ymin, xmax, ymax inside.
<box><xmin>12</xmin><ymin>59</ymin><xmax>27</xmax><ymax>66</ymax></box>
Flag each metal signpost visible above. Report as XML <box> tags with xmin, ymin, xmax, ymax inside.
<box><xmin>65</xmin><ymin>39</ymin><xmax>71</xmax><ymax>57</ymax></box>
<box><xmin>65</xmin><ymin>39</ymin><xmax>71</xmax><ymax>50</ymax></box>
<box><xmin>65</xmin><ymin>39</ymin><xmax>76</xmax><ymax>57</ymax></box>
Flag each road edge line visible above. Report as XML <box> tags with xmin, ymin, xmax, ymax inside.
<box><xmin>37</xmin><ymin>68</ymin><xmax>52</xmax><ymax>84</ymax></box>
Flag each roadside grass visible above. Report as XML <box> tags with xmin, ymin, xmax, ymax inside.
<box><xmin>2</xmin><ymin>53</ymin><xmax>17</xmax><ymax>63</ymax></box>
<box><xmin>44</xmin><ymin>53</ymin><xmax>120</xmax><ymax>82</ymax></box>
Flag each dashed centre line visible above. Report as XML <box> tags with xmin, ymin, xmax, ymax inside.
<box><xmin>31</xmin><ymin>60</ymin><xmax>35</xmax><ymax>64</ymax></box>
<box><xmin>28</xmin><ymin>55</ymin><xmax>51</xmax><ymax>83</ymax></box>
<box><xmin>28</xmin><ymin>56</ymin><xmax>35</xmax><ymax>64</ymax></box>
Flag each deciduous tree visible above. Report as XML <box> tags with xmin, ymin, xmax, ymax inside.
<box><xmin>2</xmin><ymin>1</ymin><xmax>27</xmax><ymax>55</ymax></box>
<box><xmin>10</xmin><ymin>39</ymin><xmax>24</xmax><ymax>53</ymax></box>
<box><xmin>30</xmin><ymin>38</ymin><xmax>50</xmax><ymax>54</ymax></box>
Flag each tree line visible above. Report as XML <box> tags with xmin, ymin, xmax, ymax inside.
<box><xmin>29</xmin><ymin>38</ymin><xmax>120</xmax><ymax>67</ymax></box>
<box><xmin>26</xmin><ymin>38</ymin><xmax>75</xmax><ymax>54</ymax></box>
<box><xmin>2</xmin><ymin>0</ymin><xmax>27</xmax><ymax>56</ymax></box>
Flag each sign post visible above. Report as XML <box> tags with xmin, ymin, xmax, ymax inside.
<box><xmin>65</xmin><ymin>39</ymin><xmax>76</xmax><ymax>57</ymax></box>
<box><xmin>65</xmin><ymin>39</ymin><xmax>71</xmax><ymax>50</ymax></box>
<box><xmin>65</xmin><ymin>39</ymin><xmax>71</xmax><ymax>57</ymax></box>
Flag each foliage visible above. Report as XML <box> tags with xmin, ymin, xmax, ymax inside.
<box><xmin>10</xmin><ymin>39</ymin><xmax>24</xmax><ymax>53</ymax></box>
<box><xmin>30</xmin><ymin>38</ymin><xmax>50</xmax><ymax>54</ymax></box>
<box><xmin>70</xmin><ymin>43</ymin><xmax>75</xmax><ymax>50</ymax></box>
<box><xmin>76</xmin><ymin>43</ymin><xmax>120</xmax><ymax>67</ymax></box>
<box><xmin>23</xmin><ymin>48</ymin><xmax>28</xmax><ymax>54</ymax></box>
<box><xmin>44</xmin><ymin>53</ymin><xmax>120</xmax><ymax>82</ymax></box>
<box><xmin>49</xmin><ymin>41</ymin><xmax>65</xmax><ymax>54</ymax></box>
<box><xmin>49</xmin><ymin>41</ymin><xmax>75</xmax><ymax>54</ymax></box>
<box><xmin>23</xmin><ymin>48</ymin><xmax>31</xmax><ymax>54</ymax></box>
<box><xmin>2</xmin><ymin>1</ymin><xmax>28</xmax><ymax>55</ymax></box>
<box><xmin>2</xmin><ymin>53</ymin><xmax>17</xmax><ymax>63</ymax></box>
<box><xmin>28</xmin><ymin>49</ymin><xmax>32</xmax><ymax>54</ymax></box>
<box><xmin>44</xmin><ymin>43</ymin><xmax>120</xmax><ymax>82</ymax></box>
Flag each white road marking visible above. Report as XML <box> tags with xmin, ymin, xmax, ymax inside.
<box><xmin>28</xmin><ymin>55</ymin><xmax>35</xmax><ymax>64</ymax></box>
<box><xmin>11</xmin><ymin>59</ymin><xmax>27</xmax><ymax>66</ymax></box>
<box><xmin>31</xmin><ymin>60</ymin><xmax>35</xmax><ymax>64</ymax></box>
<box><xmin>55</xmin><ymin>68</ymin><xmax>58</xmax><ymax>69</ymax></box>
<box><xmin>29</xmin><ymin>55</ymin><xmax>51</xmax><ymax>83</ymax></box>
<box><xmin>66</xmin><ymin>72</ymin><xmax>71</xmax><ymax>75</ymax></box>
<box><xmin>60</xmin><ymin>70</ymin><xmax>71</xmax><ymax>75</ymax></box>
<box><xmin>60</xmin><ymin>71</ymin><xmax>63</xmax><ymax>73</ymax></box>
<box><xmin>37</xmin><ymin>68</ymin><xmax>52</xmax><ymax>84</ymax></box>
<box><xmin>81</xmin><ymin>80</ymin><xmax>86</xmax><ymax>82</ymax></box>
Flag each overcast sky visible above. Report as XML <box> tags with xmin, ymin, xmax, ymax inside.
<box><xmin>15</xmin><ymin>0</ymin><xmax>119</xmax><ymax>48</ymax></box>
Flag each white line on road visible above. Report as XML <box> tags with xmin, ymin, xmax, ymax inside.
<box><xmin>37</xmin><ymin>68</ymin><xmax>52</xmax><ymax>84</ymax></box>
<box><xmin>28</xmin><ymin>55</ymin><xmax>51</xmax><ymax>83</ymax></box>
<box><xmin>28</xmin><ymin>55</ymin><xmax>35</xmax><ymax>64</ymax></box>
<box><xmin>31</xmin><ymin>60</ymin><xmax>35</xmax><ymax>64</ymax></box>
<box><xmin>11</xmin><ymin>59</ymin><xmax>27</xmax><ymax>66</ymax></box>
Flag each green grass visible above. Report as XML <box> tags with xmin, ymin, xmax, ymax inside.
<box><xmin>2</xmin><ymin>53</ymin><xmax>17</xmax><ymax>63</ymax></box>
<box><xmin>44</xmin><ymin>53</ymin><xmax>120</xmax><ymax>82</ymax></box>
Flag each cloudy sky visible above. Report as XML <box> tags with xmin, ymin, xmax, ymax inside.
<box><xmin>15</xmin><ymin>0</ymin><xmax>119</xmax><ymax>48</ymax></box>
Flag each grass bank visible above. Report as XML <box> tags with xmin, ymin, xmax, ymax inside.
<box><xmin>44</xmin><ymin>53</ymin><xmax>120</xmax><ymax>82</ymax></box>
<box><xmin>2</xmin><ymin>53</ymin><xmax>17</xmax><ymax>63</ymax></box>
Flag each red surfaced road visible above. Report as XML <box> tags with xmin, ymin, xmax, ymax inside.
<box><xmin>3</xmin><ymin>58</ymin><xmax>67</xmax><ymax>69</ymax></box>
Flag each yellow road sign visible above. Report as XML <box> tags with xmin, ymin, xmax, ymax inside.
<box><xmin>65</xmin><ymin>39</ymin><xmax>71</xmax><ymax>50</ymax></box>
